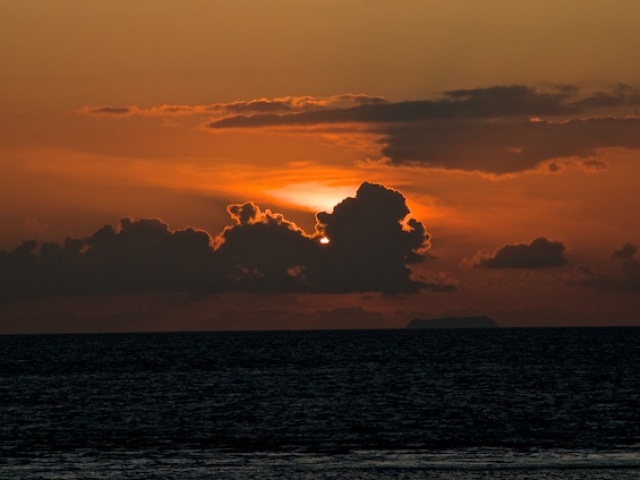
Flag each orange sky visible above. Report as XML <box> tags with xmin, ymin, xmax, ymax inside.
<box><xmin>1</xmin><ymin>1</ymin><xmax>640</xmax><ymax>333</ymax></box>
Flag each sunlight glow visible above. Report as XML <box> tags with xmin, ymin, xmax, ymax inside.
<box><xmin>266</xmin><ymin>182</ymin><xmax>356</xmax><ymax>213</ymax></box>
<box><xmin>319</xmin><ymin>237</ymin><xmax>330</xmax><ymax>244</ymax></box>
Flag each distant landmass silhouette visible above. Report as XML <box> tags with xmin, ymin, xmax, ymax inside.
<box><xmin>407</xmin><ymin>316</ymin><xmax>499</xmax><ymax>329</ymax></box>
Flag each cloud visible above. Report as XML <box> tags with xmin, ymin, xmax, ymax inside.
<box><xmin>205</xmin><ymin>84</ymin><xmax>640</xmax><ymax>129</ymax></box>
<box><xmin>572</xmin><ymin>244</ymin><xmax>640</xmax><ymax>292</ymax></box>
<box><xmin>0</xmin><ymin>219</ymin><xmax>217</xmax><ymax>300</ymax></box>
<box><xmin>214</xmin><ymin>182</ymin><xmax>430</xmax><ymax>293</ymax></box>
<box><xmin>206</xmin><ymin>85</ymin><xmax>575</xmax><ymax>129</ymax></box>
<box><xmin>201</xmin><ymin>84</ymin><xmax>640</xmax><ymax>175</ymax></box>
<box><xmin>84</xmin><ymin>218</ymin><xmax>219</xmax><ymax>293</ymax></box>
<box><xmin>213</xmin><ymin>202</ymin><xmax>318</xmax><ymax>292</ymax></box>
<box><xmin>77</xmin><ymin>106</ymin><xmax>142</xmax><ymax>116</ymax></box>
<box><xmin>0</xmin><ymin>182</ymin><xmax>431</xmax><ymax>300</ymax></box>
<box><xmin>380</xmin><ymin>116</ymin><xmax>640</xmax><ymax>174</ymax></box>
<box><xmin>78</xmin><ymin>94</ymin><xmax>388</xmax><ymax>119</ymax></box>
<box><xmin>78</xmin><ymin>85</ymin><xmax>640</xmax><ymax>174</ymax></box>
<box><xmin>217</xmin><ymin>94</ymin><xmax>387</xmax><ymax>116</ymax></box>
<box><xmin>312</xmin><ymin>182</ymin><xmax>430</xmax><ymax>293</ymax></box>
<box><xmin>79</xmin><ymin>84</ymin><xmax>640</xmax><ymax>122</ymax></box>
<box><xmin>573</xmin><ymin>83</ymin><xmax>640</xmax><ymax>110</ymax></box>
<box><xmin>474</xmin><ymin>237</ymin><xmax>569</xmax><ymax>269</ymax></box>
<box><xmin>416</xmin><ymin>271</ymin><xmax>459</xmax><ymax>292</ymax></box>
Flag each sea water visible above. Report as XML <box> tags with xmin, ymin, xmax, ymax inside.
<box><xmin>1</xmin><ymin>328</ymin><xmax>639</xmax><ymax>479</ymax></box>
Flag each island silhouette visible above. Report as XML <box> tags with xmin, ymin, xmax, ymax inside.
<box><xmin>407</xmin><ymin>316</ymin><xmax>499</xmax><ymax>329</ymax></box>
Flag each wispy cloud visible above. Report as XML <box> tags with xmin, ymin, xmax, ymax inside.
<box><xmin>77</xmin><ymin>94</ymin><xmax>387</xmax><ymax>119</ymax></box>
<box><xmin>78</xmin><ymin>84</ymin><xmax>640</xmax><ymax>175</ymax></box>
<box><xmin>205</xmin><ymin>84</ymin><xmax>640</xmax><ymax>128</ymax></box>
<box><xmin>203</xmin><ymin>85</ymin><xmax>640</xmax><ymax>175</ymax></box>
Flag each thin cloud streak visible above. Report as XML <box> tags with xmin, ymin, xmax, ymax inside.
<box><xmin>205</xmin><ymin>84</ymin><xmax>640</xmax><ymax>128</ymax></box>
<box><xmin>77</xmin><ymin>94</ymin><xmax>388</xmax><ymax>119</ymax></box>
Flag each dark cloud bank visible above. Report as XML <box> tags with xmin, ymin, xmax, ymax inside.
<box><xmin>475</xmin><ymin>237</ymin><xmax>569</xmax><ymax>269</ymax></box>
<box><xmin>0</xmin><ymin>183</ymin><xmax>434</xmax><ymax>301</ymax></box>
<box><xmin>81</xmin><ymin>84</ymin><xmax>640</xmax><ymax>174</ymax></box>
<box><xmin>475</xmin><ymin>238</ymin><xmax>640</xmax><ymax>294</ymax></box>
<box><xmin>206</xmin><ymin>84</ymin><xmax>640</xmax><ymax>174</ymax></box>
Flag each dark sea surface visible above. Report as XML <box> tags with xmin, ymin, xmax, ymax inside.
<box><xmin>1</xmin><ymin>327</ymin><xmax>640</xmax><ymax>479</ymax></box>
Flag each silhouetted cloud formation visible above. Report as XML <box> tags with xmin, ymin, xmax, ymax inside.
<box><xmin>0</xmin><ymin>183</ymin><xmax>431</xmax><ymax>300</ymax></box>
<box><xmin>213</xmin><ymin>182</ymin><xmax>430</xmax><ymax>293</ymax></box>
<box><xmin>380</xmin><ymin>117</ymin><xmax>640</xmax><ymax>174</ymax></box>
<box><xmin>84</xmin><ymin>218</ymin><xmax>218</xmax><ymax>293</ymax></box>
<box><xmin>79</xmin><ymin>84</ymin><xmax>640</xmax><ymax>174</ymax></box>
<box><xmin>206</xmin><ymin>84</ymin><xmax>640</xmax><ymax>128</ymax></box>
<box><xmin>573</xmin><ymin>244</ymin><xmax>640</xmax><ymax>292</ymax></box>
<box><xmin>313</xmin><ymin>182</ymin><xmax>430</xmax><ymax>293</ymax></box>
<box><xmin>214</xmin><ymin>202</ymin><xmax>318</xmax><ymax>292</ymax></box>
<box><xmin>475</xmin><ymin>237</ymin><xmax>568</xmax><ymax>269</ymax></box>
<box><xmin>201</xmin><ymin>84</ymin><xmax>640</xmax><ymax>174</ymax></box>
<box><xmin>206</xmin><ymin>85</ymin><xmax>574</xmax><ymax>129</ymax></box>
<box><xmin>0</xmin><ymin>219</ymin><xmax>219</xmax><ymax>300</ymax></box>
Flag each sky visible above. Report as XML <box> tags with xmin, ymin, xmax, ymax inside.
<box><xmin>1</xmin><ymin>0</ymin><xmax>640</xmax><ymax>333</ymax></box>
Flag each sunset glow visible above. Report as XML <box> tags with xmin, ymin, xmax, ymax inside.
<box><xmin>266</xmin><ymin>182</ymin><xmax>357</xmax><ymax>213</ymax></box>
<box><xmin>1</xmin><ymin>0</ymin><xmax>640</xmax><ymax>333</ymax></box>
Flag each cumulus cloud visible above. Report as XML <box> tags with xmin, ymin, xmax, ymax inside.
<box><xmin>213</xmin><ymin>182</ymin><xmax>430</xmax><ymax>293</ymax></box>
<box><xmin>85</xmin><ymin>218</ymin><xmax>218</xmax><ymax>292</ymax></box>
<box><xmin>0</xmin><ymin>183</ymin><xmax>431</xmax><ymax>300</ymax></box>
<box><xmin>312</xmin><ymin>182</ymin><xmax>430</xmax><ymax>293</ymax></box>
<box><xmin>474</xmin><ymin>237</ymin><xmax>569</xmax><ymax>269</ymax></box>
<box><xmin>213</xmin><ymin>202</ymin><xmax>318</xmax><ymax>292</ymax></box>
<box><xmin>0</xmin><ymin>218</ymin><xmax>218</xmax><ymax>300</ymax></box>
<box><xmin>572</xmin><ymin>243</ymin><xmax>640</xmax><ymax>292</ymax></box>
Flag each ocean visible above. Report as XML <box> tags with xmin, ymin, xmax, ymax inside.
<box><xmin>1</xmin><ymin>327</ymin><xmax>639</xmax><ymax>479</ymax></box>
